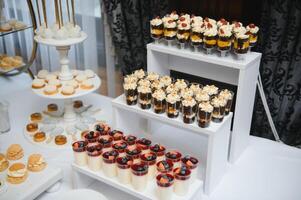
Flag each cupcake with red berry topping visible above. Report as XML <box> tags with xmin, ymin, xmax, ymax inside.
<box><xmin>112</xmin><ymin>141</ymin><xmax>128</xmax><ymax>157</ymax></box>
<box><xmin>150</xmin><ymin>144</ymin><xmax>166</xmax><ymax>161</ymax></box>
<box><xmin>86</xmin><ymin>144</ymin><xmax>102</xmax><ymax>171</ymax></box>
<box><xmin>116</xmin><ymin>156</ymin><xmax>133</xmax><ymax>184</ymax></box>
<box><xmin>102</xmin><ymin>150</ymin><xmax>119</xmax><ymax>177</ymax></box>
<box><xmin>109</xmin><ymin>130</ymin><xmax>124</xmax><ymax>144</ymax></box>
<box><xmin>246</xmin><ymin>23</ymin><xmax>259</xmax><ymax>47</ymax></box>
<box><xmin>181</xmin><ymin>155</ymin><xmax>199</xmax><ymax>183</ymax></box>
<box><xmin>173</xmin><ymin>166</ymin><xmax>191</xmax><ymax>195</ymax></box>
<box><xmin>140</xmin><ymin>152</ymin><xmax>157</xmax><ymax>180</ymax></box>
<box><xmin>72</xmin><ymin>140</ymin><xmax>88</xmax><ymax>166</ymax></box>
<box><xmin>126</xmin><ymin>146</ymin><xmax>142</xmax><ymax>164</ymax></box>
<box><xmin>98</xmin><ymin>135</ymin><xmax>113</xmax><ymax>153</ymax></box>
<box><xmin>136</xmin><ymin>138</ymin><xmax>152</xmax><ymax>154</ymax></box>
<box><xmin>165</xmin><ymin>150</ymin><xmax>182</xmax><ymax>168</ymax></box>
<box><xmin>150</xmin><ymin>16</ymin><xmax>164</xmax><ymax>40</ymax></box>
<box><xmin>156</xmin><ymin>173</ymin><xmax>175</xmax><ymax>200</ymax></box>
<box><xmin>122</xmin><ymin>135</ymin><xmax>137</xmax><ymax>146</ymax></box>
<box><xmin>131</xmin><ymin>163</ymin><xmax>149</xmax><ymax>191</ymax></box>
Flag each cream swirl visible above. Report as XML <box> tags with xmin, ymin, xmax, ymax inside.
<box><xmin>219</xmin><ymin>89</ymin><xmax>233</xmax><ymax>100</ymax></box>
<box><xmin>180</xmin><ymin>88</ymin><xmax>194</xmax><ymax>99</ymax></box>
<box><xmin>133</xmin><ymin>69</ymin><xmax>145</xmax><ymax>79</ymax></box>
<box><xmin>177</xmin><ymin>22</ymin><xmax>190</xmax><ymax>30</ymax></box>
<box><xmin>138</xmin><ymin>79</ymin><xmax>151</xmax><ymax>87</ymax></box>
<box><xmin>146</xmin><ymin>72</ymin><xmax>159</xmax><ymax>81</ymax></box>
<box><xmin>166</xmin><ymin>92</ymin><xmax>180</xmax><ymax>104</ymax></box>
<box><xmin>182</xmin><ymin>97</ymin><xmax>196</xmax><ymax>107</ymax></box>
<box><xmin>123</xmin><ymin>82</ymin><xmax>137</xmax><ymax>90</ymax></box>
<box><xmin>166</xmin><ymin>84</ymin><xmax>178</xmax><ymax>94</ymax></box>
<box><xmin>203</xmin><ymin>85</ymin><xmax>219</xmax><ymax>95</ymax></box>
<box><xmin>204</xmin><ymin>27</ymin><xmax>218</xmax><ymax>37</ymax></box>
<box><xmin>159</xmin><ymin>75</ymin><xmax>172</xmax><ymax>86</ymax></box>
<box><xmin>150</xmin><ymin>18</ymin><xmax>163</xmax><ymax>26</ymax></box>
<box><xmin>152</xmin><ymin>89</ymin><xmax>166</xmax><ymax>101</ymax></box>
<box><xmin>138</xmin><ymin>85</ymin><xmax>151</xmax><ymax>93</ymax></box>
<box><xmin>151</xmin><ymin>79</ymin><xmax>164</xmax><ymax>89</ymax></box>
<box><xmin>246</xmin><ymin>24</ymin><xmax>259</xmax><ymax>34</ymax></box>
<box><xmin>218</xmin><ymin>25</ymin><xmax>232</xmax><ymax>37</ymax></box>
<box><xmin>199</xmin><ymin>102</ymin><xmax>213</xmax><ymax>112</ymax></box>
<box><xmin>174</xmin><ymin>79</ymin><xmax>188</xmax><ymax>90</ymax></box>
<box><xmin>195</xmin><ymin>91</ymin><xmax>210</xmax><ymax>102</ymax></box>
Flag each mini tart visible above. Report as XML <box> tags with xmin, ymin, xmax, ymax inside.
<box><xmin>55</xmin><ymin>135</ymin><xmax>67</xmax><ymax>145</ymax></box>
<box><xmin>7</xmin><ymin>163</ymin><xmax>28</xmax><ymax>184</ymax></box>
<box><xmin>27</xmin><ymin>154</ymin><xmax>47</xmax><ymax>172</ymax></box>
<box><xmin>33</xmin><ymin>132</ymin><xmax>46</xmax><ymax>142</ymax></box>
<box><xmin>65</xmin><ymin>79</ymin><xmax>79</xmax><ymax>89</ymax></box>
<box><xmin>61</xmin><ymin>85</ymin><xmax>75</xmax><ymax>96</ymax></box>
<box><xmin>48</xmin><ymin>79</ymin><xmax>62</xmax><ymax>88</ymax></box>
<box><xmin>6</xmin><ymin>144</ymin><xmax>24</xmax><ymax>161</ymax></box>
<box><xmin>30</xmin><ymin>112</ymin><xmax>42</xmax><ymax>123</ymax></box>
<box><xmin>43</xmin><ymin>85</ymin><xmax>58</xmax><ymax>95</ymax></box>
<box><xmin>47</xmin><ymin>103</ymin><xmax>58</xmax><ymax>112</ymax></box>
<box><xmin>26</xmin><ymin>123</ymin><xmax>38</xmax><ymax>133</ymax></box>
<box><xmin>32</xmin><ymin>79</ymin><xmax>45</xmax><ymax>89</ymax></box>
<box><xmin>37</xmin><ymin>69</ymin><xmax>48</xmax><ymax>79</ymax></box>
<box><xmin>84</xmin><ymin>69</ymin><xmax>95</xmax><ymax>78</ymax></box>
<box><xmin>0</xmin><ymin>153</ymin><xmax>9</xmax><ymax>172</ymax></box>
<box><xmin>80</xmin><ymin>79</ymin><xmax>94</xmax><ymax>90</ymax></box>
<box><xmin>75</xmin><ymin>74</ymin><xmax>87</xmax><ymax>83</ymax></box>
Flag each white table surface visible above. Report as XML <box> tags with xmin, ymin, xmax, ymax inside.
<box><xmin>1</xmin><ymin>74</ymin><xmax>301</xmax><ymax>200</ymax></box>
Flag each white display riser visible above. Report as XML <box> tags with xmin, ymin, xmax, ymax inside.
<box><xmin>147</xmin><ymin>42</ymin><xmax>261</xmax><ymax>163</ymax></box>
<box><xmin>111</xmin><ymin>94</ymin><xmax>232</xmax><ymax>195</ymax></box>
<box><xmin>72</xmin><ymin>164</ymin><xmax>202</xmax><ymax>200</ymax></box>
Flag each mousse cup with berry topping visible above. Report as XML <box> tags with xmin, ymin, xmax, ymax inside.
<box><xmin>211</xmin><ymin>97</ymin><xmax>227</xmax><ymax>123</ymax></box>
<box><xmin>138</xmin><ymin>85</ymin><xmax>152</xmax><ymax>109</ymax></box>
<box><xmin>116</xmin><ymin>156</ymin><xmax>133</xmax><ymax>184</ymax></box>
<box><xmin>136</xmin><ymin>138</ymin><xmax>152</xmax><ymax>154</ymax></box>
<box><xmin>173</xmin><ymin>166</ymin><xmax>191</xmax><ymax>195</ymax></box>
<box><xmin>181</xmin><ymin>155</ymin><xmax>199</xmax><ymax>183</ymax></box>
<box><xmin>112</xmin><ymin>141</ymin><xmax>128</xmax><ymax>157</ymax></box>
<box><xmin>150</xmin><ymin>144</ymin><xmax>166</xmax><ymax>162</ymax></box>
<box><xmin>166</xmin><ymin>92</ymin><xmax>180</xmax><ymax>118</ymax></box>
<box><xmin>98</xmin><ymin>135</ymin><xmax>113</xmax><ymax>153</ymax></box>
<box><xmin>150</xmin><ymin>16</ymin><xmax>164</xmax><ymax>40</ymax></box>
<box><xmin>94</xmin><ymin>123</ymin><xmax>111</xmax><ymax>135</ymax></box>
<box><xmin>182</xmin><ymin>97</ymin><xmax>197</xmax><ymax>124</ymax></box>
<box><xmin>217</xmin><ymin>25</ymin><xmax>232</xmax><ymax>56</ymax></box>
<box><xmin>177</xmin><ymin>21</ymin><xmax>190</xmax><ymax>48</ymax></box>
<box><xmin>156</xmin><ymin>160</ymin><xmax>174</xmax><ymax>175</ymax></box>
<box><xmin>165</xmin><ymin>150</ymin><xmax>182</xmax><ymax>168</ymax></box>
<box><xmin>102</xmin><ymin>150</ymin><xmax>119</xmax><ymax>177</ymax></box>
<box><xmin>123</xmin><ymin>82</ymin><xmax>138</xmax><ymax>105</ymax></box>
<box><xmin>131</xmin><ymin>163</ymin><xmax>149</xmax><ymax>191</ymax></box>
<box><xmin>156</xmin><ymin>173</ymin><xmax>175</xmax><ymax>200</ymax></box>
<box><xmin>140</xmin><ymin>152</ymin><xmax>157</xmax><ymax>180</ymax></box>
<box><xmin>72</xmin><ymin>140</ymin><xmax>88</xmax><ymax>166</ymax></box>
<box><xmin>122</xmin><ymin>135</ymin><xmax>137</xmax><ymax>147</ymax></box>
<box><xmin>152</xmin><ymin>89</ymin><xmax>166</xmax><ymax>114</ymax></box>
<box><xmin>109</xmin><ymin>130</ymin><xmax>124</xmax><ymax>144</ymax></box>
<box><xmin>203</xmin><ymin>24</ymin><xmax>217</xmax><ymax>50</ymax></box>
<box><xmin>126</xmin><ymin>146</ymin><xmax>142</xmax><ymax>164</ymax></box>
<box><xmin>84</xmin><ymin>131</ymin><xmax>100</xmax><ymax>146</ymax></box>
<box><xmin>86</xmin><ymin>144</ymin><xmax>102</xmax><ymax>171</ymax></box>
<box><xmin>198</xmin><ymin>102</ymin><xmax>214</xmax><ymax>128</ymax></box>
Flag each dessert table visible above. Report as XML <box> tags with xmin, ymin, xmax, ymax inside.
<box><xmin>0</xmin><ymin>74</ymin><xmax>301</xmax><ymax>200</ymax></box>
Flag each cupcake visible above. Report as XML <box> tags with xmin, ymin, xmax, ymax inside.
<box><xmin>163</xmin><ymin>18</ymin><xmax>177</xmax><ymax>40</ymax></box>
<box><xmin>166</xmin><ymin>92</ymin><xmax>181</xmax><ymax>118</ymax></box>
<box><xmin>182</xmin><ymin>97</ymin><xmax>197</xmax><ymax>124</ymax></box>
<box><xmin>150</xmin><ymin>16</ymin><xmax>164</xmax><ymax>39</ymax></box>
<box><xmin>211</xmin><ymin>97</ymin><xmax>227</xmax><ymax>123</ymax></box>
<box><xmin>138</xmin><ymin>85</ymin><xmax>152</xmax><ymax>109</ymax></box>
<box><xmin>123</xmin><ymin>82</ymin><xmax>138</xmax><ymax>105</ymax></box>
<box><xmin>152</xmin><ymin>89</ymin><xmax>166</xmax><ymax>114</ymax></box>
<box><xmin>217</xmin><ymin>25</ymin><xmax>232</xmax><ymax>51</ymax></box>
<box><xmin>198</xmin><ymin>102</ymin><xmax>213</xmax><ymax>128</ymax></box>
<box><xmin>246</xmin><ymin>23</ymin><xmax>259</xmax><ymax>47</ymax></box>
<box><xmin>203</xmin><ymin>24</ymin><xmax>218</xmax><ymax>49</ymax></box>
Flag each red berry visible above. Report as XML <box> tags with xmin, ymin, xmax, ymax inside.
<box><xmin>179</xmin><ymin>16</ymin><xmax>185</xmax><ymax>21</ymax></box>
<box><xmin>207</xmin><ymin>23</ymin><xmax>212</xmax><ymax>28</ymax></box>
<box><xmin>249</xmin><ymin>23</ymin><xmax>255</xmax><ymax>28</ymax></box>
<box><xmin>182</xmin><ymin>23</ymin><xmax>187</xmax><ymax>27</ymax></box>
<box><xmin>220</xmin><ymin>29</ymin><xmax>225</xmax><ymax>34</ymax></box>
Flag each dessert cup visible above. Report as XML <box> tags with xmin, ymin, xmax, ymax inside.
<box><xmin>109</xmin><ymin>130</ymin><xmax>124</xmax><ymax>144</ymax></box>
<box><xmin>246</xmin><ymin>24</ymin><xmax>259</xmax><ymax>47</ymax></box>
<box><xmin>203</xmin><ymin>34</ymin><xmax>217</xmax><ymax>54</ymax></box>
<box><xmin>122</xmin><ymin>135</ymin><xmax>137</xmax><ymax>147</ymax></box>
<box><xmin>156</xmin><ymin>160</ymin><xmax>174</xmax><ymax>175</ymax></box>
<box><xmin>181</xmin><ymin>155</ymin><xmax>199</xmax><ymax>183</ymax></box>
<box><xmin>163</xmin><ymin>20</ymin><xmax>177</xmax><ymax>42</ymax></box>
<box><xmin>117</xmin><ymin>156</ymin><xmax>133</xmax><ymax>184</ymax></box>
<box><xmin>150</xmin><ymin>144</ymin><xmax>166</xmax><ymax>162</ymax></box>
<box><xmin>190</xmin><ymin>31</ymin><xmax>202</xmax><ymax>52</ymax></box>
<box><xmin>84</xmin><ymin>131</ymin><xmax>100</xmax><ymax>146</ymax></box>
<box><xmin>102</xmin><ymin>150</ymin><xmax>119</xmax><ymax>177</ymax></box>
<box><xmin>87</xmin><ymin>144</ymin><xmax>102</xmax><ymax>171</ymax></box>
<box><xmin>211</xmin><ymin>97</ymin><xmax>227</xmax><ymax>123</ymax></box>
<box><xmin>124</xmin><ymin>82</ymin><xmax>138</xmax><ymax>105</ymax></box>
<box><xmin>152</xmin><ymin>89</ymin><xmax>166</xmax><ymax>114</ymax></box>
<box><xmin>234</xmin><ymin>34</ymin><xmax>250</xmax><ymax>59</ymax></box>
<box><xmin>72</xmin><ymin>141</ymin><xmax>88</xmax><ymax>166</ymax></box>
<box><xmin>136</xmin><ymin>138</ymin><xmax>152</xmax><ymax>154</ymax></box>
<box><xmin>112</xmin><ymin>141</ymin><xmax>128</xmax><ymax>157</ymax></box>
<box><xmin>182</xmin><ymin>97</ymin><xmax>197</xmax><ymax>124</ymax></box>
<box><xmin>150</xmin><ymin>17</ymin><xmax>164</xmax><ymax>43</ymax></box>
<box><xmin>138</xmin><ymin>86</ymin><xmax>152</xmax><ymax>109</ymax></box>
<box><xmin>217</xmin><ymin>35</ymin><xmax>231</xmax><ymax>57</ymax></box>
<box><xmin>198</xmin><ymin>102</ymin><xmax>213</xmax><ymax>128</ymax></box>
<box><xmin>94</xmin><ymin>123</ymin><xmax>111</xmax><ymax>135</ymax></box>
<box><xmin>98</xmin><ymin>135</ymin><xmax>113</xmax><ymax>153</ymax></box>
<box><xmin>131</xmin><ymin>163</ymin><xmax>148</xmax><ymax>191</ymax></box>
<box><xmin>173</xmin><ymin>166</ymin><xmax>191</xmax><ymax>196</ymax></box>
<box><xmin>189</xmin><ymin>83</ymin><xmax>202</xmax><ymax>96</ymax></box>
<box><xmin>195</xmin><ymin>91</ymin><xmax>210</xmax><ymax>105</ymax></box>
<box><xmin>156</xmin><ymin>173</ymin><xmax>174</xmax><ymax>200</ymax></box>
<box><xmin>165</xmin><ymin>150</ymin><xmax>182</xmax><ymax>169</ymax></box>
<box><xmin>140</xmin><ymin>152</ymin><xmax>157</xmax><ymax>180</ymax></box>
<box><xmin>166</xmin><ymin>93</ymin><xmax>180</xmax><ymax>118</ymax></box>
<box><xmin>202</xmin><ymin>85</ymin><xmax>219</xmax><ymax>99</ymax></box>
<box><xmin>126</xmin><ymin>146</ymin><xmax>141</xmax><ymax>164</ymax></box>
<box><xmin>219</xmin><ymin>89</ymin><xmax>234</xmax><ymax>115</ymax></box>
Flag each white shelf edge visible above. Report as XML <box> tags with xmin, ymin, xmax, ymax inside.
<box><xmin>72</xmin><ymin>163</ymin><xmax>203</xmax><ymax>200</ymax></box>
<box><xmin>147</xmin><ymin>43</ymin><xmax>262</xmax><ymax>69</ymax></box>
<box><xmin>112</xmin><ymin>94</ymin><xmax>233</xmax><ymax>136</ymax></box>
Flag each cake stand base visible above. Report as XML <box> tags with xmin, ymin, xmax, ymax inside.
<box><xmin>64</xmin><ymin>98</ymin><xmax>77</xmax><ymax>123</ymax></box>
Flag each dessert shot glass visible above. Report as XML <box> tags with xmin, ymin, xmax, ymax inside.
<box><xmin>87</xmin><ymin>144</ymin><xmax>102</xmax><ymax>171</ymax></box>
<box><xmin>140</xmin><ymin>152</ymin><xmax>157</xmax><ymax>180</ymax></box>
<box><xmin>166</xmin><ymin>93</ymin><xmax>180</xmax><ymax>118</ymax></box>
<box><xmin>156</xmin><ymin>173</ymin><xmax>175</xmax><ymax>200</ymax></box>
<box><xmin>136</xmin><ymin>138</ymin><xmax>152</xmax><ymax>154</ymax></box>
<box><xmin>152</xmin><ymin>89</ymin><xmax>166</xmax><ymax>114</ymax></box>
<box><xmin>181</xmin><ymin>155</ymin><xmax>199</xmax><ymax>183</ymax></box>
<box><xmin>116</xmin><ymin>156</ymin><xmax>133</xmax><ymax>184</ymax></box>
<box><xmin>219</xmin><ymin>89</ymin><xmax>234</xmax><ymax>115</ymax></box>
<box><xmin>102</xmin><ymin>150</ymin><xmax>119</xmax><ymax>177</ymax></box>
<box><xmin>234</xmin><ymin>33</ymin><xmax>250</xmax><ymax>60</ymax></box>
<box><xmin>150</xmin><ymin>17</ymin><xmax>164</xmax><ymax>43</ymax></box>
<box><xmin>197</xmin><ymin>102</ymin><xmax>213</xmax><ymax>128</ymax></box>
<box><xmin>182</xmin><ymin>97</ymin><xmax>197</xmax><ymax>124</ymax></box>
<box><xmin>123</xmin><ymin>82</ymin><xmax>138</xmax><ymax>105</ymax></box>
<box><xmin>126</xmin><ymin>146</ymin><xmax>142</xmax><ymax>164</ymax></box>
<box><xmin>211</xmin><ymin>97</ymin><xmax>227</xmax><ymax>123</ymax></box>
<box><xmin>150</xmin><ymin>144</ymin><xmax>166</xmax><ymax>162</ymax></box>
<box><xmin>72</xmin><ymin>140</ymin><xmax>88</xmax><ymax>166</ymax></box>
<box><xmin>173</xmin><ymin>166</ymin><xmax>191</xmax><ymax>196</ymax></box>
<box><xmin>165</xmin><ymin>150</ymin><xmax>182</xmax><ymax>169</ymax></box>
<box><xmin>98</xmin><ymin>135</ymin><xmax>113</xmax><ymax>153</ymax></box>
<box><xmin>131</xmin><ymin>163</ymin><xmax>149</xmax><ymax>191</ymax></box>
<box><xmin>112</xmin><ymin>141</ymin><xmax>128</xmax><ymax>157</ymax></box>
<box><xmin>138</xmin><ymin>85</ymin><xmax>152</xmax><ymax>110</ymax></box>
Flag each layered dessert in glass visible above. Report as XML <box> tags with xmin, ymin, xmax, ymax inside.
<box><xmin>177</xmin><ymin>21</ymin><xmax>190</xmax><ymax>48</ymax></box>
<box><xmin>84</xmin><ymin>131</ymin><xmax>100</xmax><ymax>146</ymax></box>
<box><xmin>136</xmin><ymin>138</ymin><xmax>152</xmax><ymax>154</ymax></box>
<box><xmin>146</xmin><ymin>72</ymin><xmax>160</xmax><ymax>83</ymax></box>
<box><xmin>138</xmin><ymin>85</ymin><xmax>152</xmax><ymax>109</ymax></box>
<box><xmin>126</xmin><ymin>146</ymin><xmax>142</xmax><ymax>164</ymax></box>
<box><xmin>211</xmin><ymin>97</ymin><xmax>227</xmax><ymax>123</ymax></box>
<box><xmin>190</xmin><ymin>25</ymin><xmax>203</xmax><ymax>50</ymax></box>
<box><xmin>122</xmin><ymin>135</ymin><xmax>137</xmax><ymax>147</ymax></box>
<box><xmin>165</xmin><ymin>83</ymin><xmax>178</xmax><ymax>95</ymax></box>
<box><xmin>203</xmin><ymin>24</ymin><xmax>217</xmax><ymax>52</ymax></box>
<box><xmin>98</xmin><ymin>135</ymin><xmax>113</xmax><ymax>153</ymax></box>
<box><xmin>72</xmin><ymin>140</ymin><xmax>88</xmax><ymax>166</ymax></box>
<box><xmin>182</xmin><ymin>97</ymin><xmax>197</xmax><ymax>124</ymax></box>
<box><xmin>165</xmin><ymin>150</ymin><xmax>182</xmax><ymax>168</ymax></box>
<box><xmin>150</xmin><ymin>16</ymin><xmax>163</xmax><ymax>40</ymax></box>
<box><xmin>181</xmin><ymin>155</ymin><xmax>199</xmax><ymax>183</ymax></box>
<box><xmin>150</xmin><ymin>144</ymin><xmax>166</xmax><ymax>162</ymax></box>
<box><xmin>202</xmin><ymin>84</ymin><xmax>219</xmax><ymax>99</ymax></box>
<box><xmin>217</xmin><ymin>25</ymin><xmax>232</xmax><ymax>55</ymax></box>
<box><xmin>109</xmin><ymin>130</ymin><xmax>124</xmax><ymax>144</ymax></box>
<box><xmin>102</xmin><ymin>150</ymin><xmax>119</xmax><ymax>177</ymax></box>
<box><xmin>124</xmin><ymin>74</ymin><xmax>138</xmax><ymax>85</ymax></box>
<box><xmin>131</xmin><ymin>163</ymin><xmax>149</xmax><ymax>191</ymax></box>
<box><xmin>140</xmin><ymin>152</ymin><xmax>157</xmax><ymax>180</ymax></box>
<box><xmin>195</xmin><ymin>91</ymin><xmax>210</xmax><ymax>104</ymax></box>
<box><xmin>156</xmin><ymin>160</ymin><xmax>174</xmax><ymax>175</ymax></box>
<box><xmin>246</xmin><ymin>23</ymin><xmax>259</xmax><ymax>47</ymax></box>
<box><xmin>159</xmin><ymin>75</ymin><xmax>172</xmax><ymax>88</ymax></box>
<box><xmin>152</xmin><ymin>89</ymin><xmax>166</xmax><ymax>114</ymax></box>
<box><xmin>234</xmin><ymin>29</ymin><xmax>250</xmax><ymax>56</ymax></box>
<box><xmin>112</xmin><ymin>141</ymin><xmax>128</xmax><ymax>157</ymax></box>
<box><xmin>156</xmin><ymin>173</ymin><xmax>175</xmax><ymax>200</ymax></box>
<box><xmin>86</xmin><ymin>144</ymin><xmax>102</xmax><ymax>171</ymax></box>
<box><xmin>151</xmin><ymin>79</ymin><xmax>164</xmax><ymax>93</ymax></box>
<box><xmin>219</xmin><ymin>89</ymin><xmax>234</xmax><ymax>115</ymax></box>
<box><xmin>123</xmin><ymin>82</ymin><xmax>138</xmax><ymax>105</ymax></box>
<box><xmin>166</xmin><ymin>92</ymin><xmax>180</xmax><ymax>118</ymax></box>
<box><xmin>198</xmin><ymin>102</ymin><xmax>213</xmax><ymax>128</ymax></box>
<box><xmin>116</xmin><ymin>156</ymin><xmax>133</xmax><ymax>184</ymax></box>
<box><xmin>173</xmin><ymin>166</ymin><xmax>191</xmax><ymax>196</ymax></box>
<box><xmin>163</xmin><ymin>18</ymin><xmax>177</xmax><ymax>41</ymax></box>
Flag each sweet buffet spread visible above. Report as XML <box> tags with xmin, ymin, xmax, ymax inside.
<box><xmin>72</xmin><ymin>122</ymin><xmax>200</xmax><ymax>199</ymax></box>
<box><xmin>123</xmin><ymin>69</ymin><xmax>234</xmax><ymax>128</ymax></box>
<box><xmin>150</xmin><ymin>11</ymin><xmax>259</xmax><ymax>57</ymax></box>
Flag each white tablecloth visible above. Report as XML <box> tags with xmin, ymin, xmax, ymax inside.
<box><xmin>1</xmin><ymin>74</ymin><xmax>301</xmax><ymax>200</ymax></box>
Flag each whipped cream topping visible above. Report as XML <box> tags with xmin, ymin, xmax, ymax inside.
<box><xmin>170</xmin><ymin>12</ymin><xmax>179</xmax><ymax>21</ymax></box>
<box><xmin>8</xmin><ymin>168</ymin><xmax>27</xmax><ymax>178</ymax></box>
<box><xmin>204</xmin><ymin>18</ymin><xmax>217</xmax><ymax>25</ymax></box>
<box><xmin>165</xmin><ymin>20</ymin><xmax>177</xmax><ymax>28</ymax></box>
<box><xmin>37</xmin><ymin>70</ymin><xmax>48</xmax><ymax>79</ymax></box>
<box><xmin>124</xmin><ymin>82</ymin><xmax>137</xmax><ymax>90</ymax></box>
<box><xmin>175</xmin><ymin>79</ymin><xmax>188</xmax><ymax>90</ymax></box>
<box><xmin>202</xmin><ymin>85</ymin><xmax>219</xmax><ymax>95</ymax></box>
<box><xmin>152</xmin><ymin>89</ymin><xmax>166</xmax><ymax>101</ymax></box>
<box><xmin>182</xmin><ymin>97</ymin><xmax>196</xmax><ymax>107</ymax></box>
<box><xmin>199</xmin><ymin>102</ymin><xmax>213</xmax><ymax>112</ymax></box>
<box><xmin>236</xmin><ymin>31</ymin><xmax>249</xmax><ymax>39</ymax></box>
<box><xmin>231</xmin><ymin>21</ymin><xmax>243</xmax><ymax>30</ymax></box>
<box><xmin>166</xmin><ymin>84</ymin><xmax>178</xmax><ymax>94</ymax></box>
<box><xmin>124</xmin><ymin>74</ymin><xmax>138</xmax><ymax>84</ymax></box>
<box><xmin>217</xmin><ymin>18</ymin><xmax>229</xmax><ymax>27</ymax></box>
<box><xmin>191</xmin><ymin>16</ymin><xmax>203</xmax><ymax>24</ymax></box>
<box><xmin>246</xmin><ymin>24</ymin><xmax>259</xmax><ymax>34</ymax></box>
<box><xmin>138</xmin><ymin>79</ymin><xmax>151</xmax><ymax>87</ymax></box>
<box><xmin>180</xmin><ymin>88</ymin><xmax>194</xmax><ymax>99</ymax></box>
<box><xmin>166</xmin><ymin>93</ymin><xmax>180</xmax><ymax>104</ymax></box>
<box><xmin>218</xmin><ymin>25</ymin><xmax>232</xmax><ymax>37</ymax></box>
<box><xmin>138</xmin><ymin>85</ymin><xmax>151</xmax><ymax>93</ymax></box>
<box><xmin>177</xmin><ymin>22</ymin><xmax>191</xmax><ymax>30</ymax></box>
<box><xmin>160</xmin><ymin>76</ymin><xmax>172</xmax><ymax>86</ymax></box>
<box><xmin>219</xmin><ymin>89</ymin><xmax>233</xmax><ymax>100</ymax></box>
<box><xmin>151</xmin><ymin>80</ymin><xmax>164</xmax><ymax>89</ymax></box>
<box><xmin>32</xmin><ymin>78</ymin><xmax>45</xmax><ymax>86</ymax></box>
<box><xmin>133</xmin><ymin>69</ymin><xmax>145</xmax><ymax>79</ymax></box>
<box><xmin>189</xmin><ymin>84</ymin><xmax>202</xmax><ymax>95</ymax></box>
<box><xmin>151</xmin><ymin>18</ymin><xmax>163</xmax><ymax>26</ymax></box>
<box><xmin>195</xmin><ymin>91</ymin><xmax>210</xmax><ymax>102</ymax></box>
<box><xmin>146</xmin><ymin>72</ymin><xmax>159</xmax><ymax>81</ymax></box>
<box><xmin>211</xmin><ymin>97</ymin><xmax>227</xmax><ymax>107</ymax></box>
<box><xmin>233</xmin><ymin>26</ymin><xmax>246</xmax><ymax>34</ymax></box>
<box><xmin>192</xmin><ymin>25</ymin><xmax>203</xmax><ymax>33</ymax></box>
<box><xmin>204</xmin><ymin>27</ymin><xmax>218</xmax><ymax>37</ymax></box>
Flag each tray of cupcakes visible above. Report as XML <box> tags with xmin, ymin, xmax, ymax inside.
<box><xmin>0</xmin><ymin>144</ymin><xmax>63</xmax><ymax>200</ymax></box>
<box><xmin>119</xmin><ymin>69</ymin><xmax>234</xmax><ymax>130</ymax></box>
<box><xmin>23</xmin><ymin>100</ymin><xmax>104</xmax><ymax>149</ymax></box>
<box><xmin>31</xmin><ymin>69</ymin><xmax>101</xmax><ymax>99</ymax></box>
<box><xmin>150</xmin><ymin>11</ymin><xmax>259</xmax><ymax>59</ymax></box>
<box><xmin>72</xmin><ymin>123</ymin><xmax>201</xmax><ymax>200</ymax></box>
